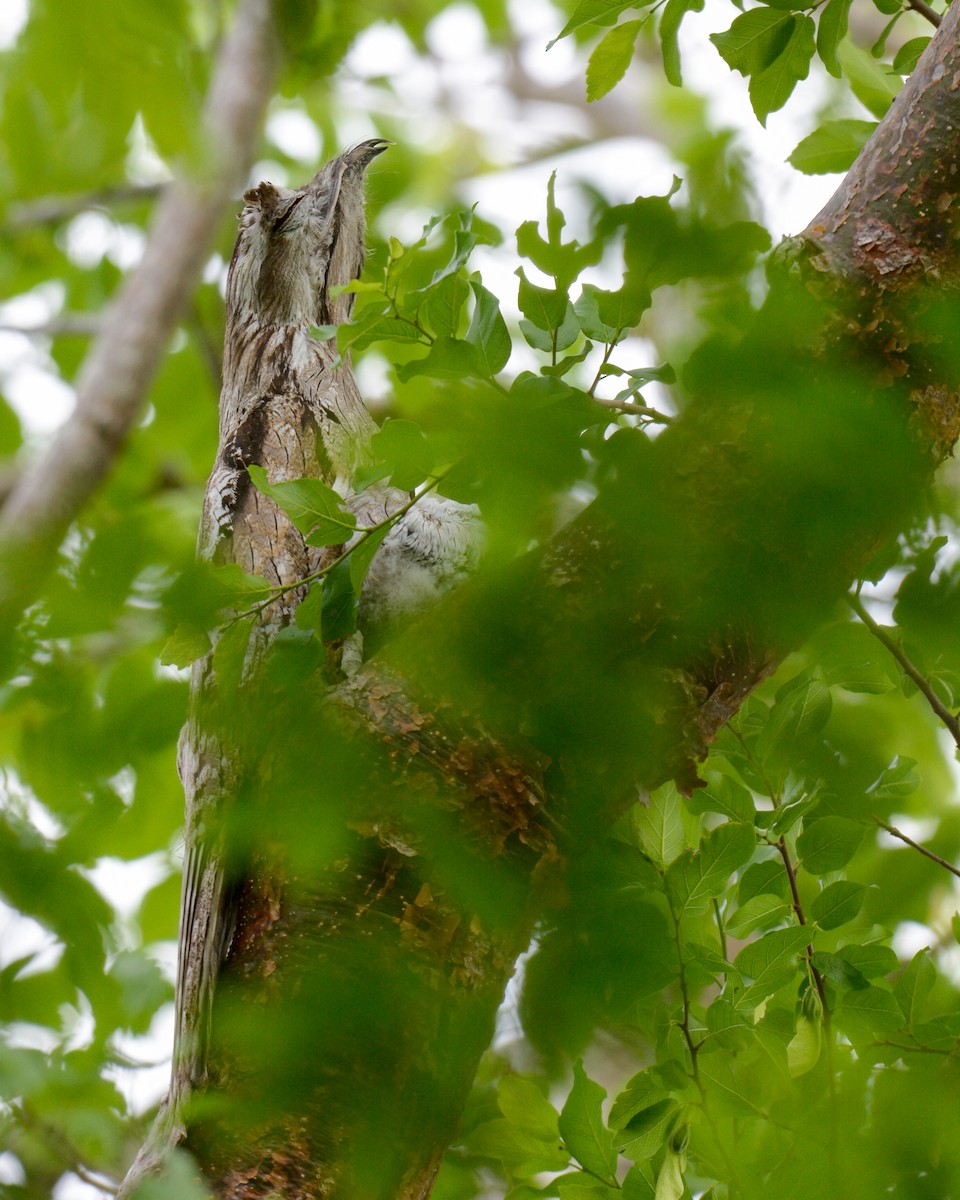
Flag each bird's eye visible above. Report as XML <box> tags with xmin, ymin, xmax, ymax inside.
<box><xmin>272</xmin><ymin>193</ymin><xmax>306</xmax><ymax>233</ymax></box>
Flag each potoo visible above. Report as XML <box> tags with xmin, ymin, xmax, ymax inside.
<box><xmin>119</xmin><ymin>140</ymin><xmax>482</xmax><ymax>1196</ymax></box>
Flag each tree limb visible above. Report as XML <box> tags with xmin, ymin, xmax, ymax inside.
<box><xmin>2</xmin><ymin>184</ymin><xmax>166</xmax><ymax>234</ymax></box>
<box><xmin>0</xmin><ymin>0</ymin><xmax>280</xmax><ymax>637</ymax></box>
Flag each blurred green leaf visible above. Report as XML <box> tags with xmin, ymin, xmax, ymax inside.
<box><xmin>559</xmin><ymin>1061</ymin><xmax>617</xmax><ymax>1184</ymax></box>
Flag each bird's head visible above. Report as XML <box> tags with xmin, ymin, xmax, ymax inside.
<box><xmin>225</xmin><ymin>138</ymin><xmax>392</xmax><ymax>330</ymax></box>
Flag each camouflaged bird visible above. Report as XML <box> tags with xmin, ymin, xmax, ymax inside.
<box><xmin>177</xmin><ymin>138</ymin><xmax>483</xmax><ymax>1119</ymax></box>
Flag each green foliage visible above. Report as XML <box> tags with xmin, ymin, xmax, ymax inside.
<box><xmin>3</xmin><ymin>0</ymin><xmax>960</xmax><ymax>1196</ymax></box>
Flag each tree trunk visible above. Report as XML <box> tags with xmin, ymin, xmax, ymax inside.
<box><xmin>125</xmin><ymin>6</ymin><xmax>960</xmax><ymax>1197</ymax></box>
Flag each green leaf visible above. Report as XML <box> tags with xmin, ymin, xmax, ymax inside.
<box><xmin>762</xmin><ymin>675</ymin><xmax>832</xmax><ymax>758</ymax></box>
<box><xmin>320</xmin><ymin>559</ymin><xmax>357</xmax><ymax>642</ymax></box>
<box><xmin>734</xmin><ymin>927</ymin><xmax>809</xmax><ymax>1009</ymax></box>
<box><xmin>396</xmin><ymin>336</ymin><xmax>483</xmax><ymax>383</ymax></box>
<box><xmin>811</xmin><ymin>881</ymin><xmax>866</xmax><ymax>930</ymax></box>
<box><xmin>349</xmin><ymin>523</ymin><xmax>393</xmax><ymax>596</ymax></box>
<box><xmin>633</xmin><ymin>784</ymin><xmax>687</xmax><ymax>869</ymax></box>
<box><xmin>816</xmin><ymin>0</ymin><xmax>851</xmax><ymax>77</ymax></box>
<box><xmin>517</xmin><ymin>267</ymin><xmax>570</xmax><ymax>331</ymax></box>
<box><xmin>586</xmin><ymin>20</ymin><xmax>643</xmax><ymax>101</ymax></box>
<box><xmin>344</xmin><ymin>315</ymin><xmax>424</xmax><ymax>353</ymax></box>
<box><xmin>815</xmin><ymin>618</ymin><xmax>895</xmax><ymax>692</ymax></box>
<box><xmin>660</xmin><ymin>0</ymin><xmax>704</xmax><ymax>86</ymax></box>
<box><xmin>622</xmin><ymin>1163</ymin><xmax>657</xmax><ymax>1200</ymax></box>
<box><xmin>892</xmin><ymin>36</ymin><xmax>931</xmax><ymax>74</ymax></box>
<box><xmin>467</xmin><ymin>276</ymin><xmax>512</xmax><ymax>375</ymax></box>
<box><xmin>425</xmin><ymin>227</ymin><xmax>483</xmax><ymax>288</ymax></box>
<box><xmin>248</xmin><ymin>465</ymin><xmax>356</xmax><ymax>543</ymax></box>
<box><xmin>609</xmin><ymin>1071</ymin><xmax>669</xmax><ymax>1130</ymax></box>
<box><xmin>685</xmin><ymin>774</ymin><xmax>754</xmax><ymax>822</ymax></box>
<box><xmin>499</xmin><ymin>1075</ymin><xmax>561</xmax><ymax>1142</ymax></box>
<box><xmin>467</xmin><ymin>1119</ymin><xmax>570</xmax><ymax>1176</ymax></box>
<box><xmin>838</xmin><ymin>984</ymin><xmax>903</xmax><ymax>1036</ymax></box>
<box><xmin>575</xmin><ymin>285</ymin><xmax>620</xmax><ymax>342</ymax></box>
<box><xmin>797</xmin><ymin>816</ymin><xmax>865</xmax><ymax>875</ymax></box>
<box><xmin>107</xmin><ymin>950</ymin><xmax>173</xmax><ymax>1035</ymax></box>
<box><xmin>739</xmin><ymin>859</ymin><xmax>789</xmax><ymax>904</ymax></box>
<box><xmin>710</xmin><ymin>8</ymin><xmax>796</xmax><ymax>76</ymax></box>
<box><xmin>788</xmin><ymin>119</ymin><xmax>877</xmax><ymax>174</ymax></box>
<box><xmin>838</xmin><ymin>40</ymin><xmax>901</xmax><ymax>117</ymax></box>
<box><xmin>703</xmin><ymin>997</ymin><xmax>754</xmax><ymax>1049</ymax></box>
<box><xmin>666</xmin><ymin>822</ymin><xmax>756</xmax><ymax>916</ymax></box>
<box><xmin>423</xmin><ymin>273</ymin><xmax>470</xmax><ymax>338</ymax></box>
<box><xmin>548</xmin><ymin>0</ymin><xmax>635</xmax><ymax>47</ymax></box>
<box><xmin>894</xmin><ymin>948</ymin><xmax>935</xmax><ymax>1027</ymax></box>
<box><xmin>748</xmin><ymin>15</ymin><xmax>816</xmax><ymax>125</ymax></box>
<box><xmin>868</xmin><ymin>756</ymin><xmax>920</xmax><ymax>802</ymax></box>
<box><xmin>726</xmin><ymin>894</ymin><xmax>792</xmax><ymax>938</ymax></box>
<box><xmin>293</xmin><ymin>583</ymin><xmax>325</xmax><ymax>635</ymax></box>
<box><xmin>517</xmin><ymin>175</ymin><xmax>602</xmax><ymax>288</ymax></box>
<box><xmin>160</xmin><ymin>622</ymin><xmax>211</xmax><ymax>668</ymax></box>
<box><xmin>559</xmin><ymin>1061</ymin><xmax>618</xmax><ymax>1185</ymax></box>
<box><xmin>521</xmin><ymin>304</ymin><xmax>581</xmax><ymax>353</ymax></box>
<box><xmin>213</xmin><ymin>618</ymin><xmax>255</xmax><ymax>695</ymax></box>
<box><xmin>613</xmin><ymin>1099</ymin><xmax>681</xmax><ymax>1163</ymax></box>
<box><xmin>836</xmin><ymin>942</ymin><xmax>899</xmax><ymax>980</ymax></box>
<box><xmin>369</xmin><ymin>419</ymin><xmax>435</xmax><ymax>490</ymax></box>
<box><xmin>556</xmin><ymin>1174</ymin><xmax>621</xmax><ymax>1200</ymax></box>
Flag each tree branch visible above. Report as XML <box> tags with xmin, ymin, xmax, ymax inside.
<box><xmin>848</xmin><ymin>593</ymin><xmax>960</xmax><ymax>747</ymax></box>
<box><xmin>2</xmin><ymin>184</ymin><xmax>166</xmax><ymax>233</ymax></box>
<box><xmin>872</xmin><ymin>816</ymin><xmax>960</xmax><ymax>879</ymax></box>
<box><xmin>0</xmin><ymin>0</ymin><xmax>281</xmax><ymax>638</ymax></box>
<box><xmin>907</xmin><ymin>0</ymin><xmax>941</xmax><ymax>28</ymax></box>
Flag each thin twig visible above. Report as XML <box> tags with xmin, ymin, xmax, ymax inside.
<box><xmin>591</xmin><ymin>394</ymin><xmax>673</xmax><ymax>423</ymax></box>
<box><xmin>848</xmin><ymin>593</ymin><xmax>960</xmax><ymax>747</ymax></box>
<box><xmin>873</xmin><ymin>816</ymin><xmax>960</xmax><ymax>879</ymax></box>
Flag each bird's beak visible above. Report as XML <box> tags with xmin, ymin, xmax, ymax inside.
<box><xmin>347</xmin><ymin>138</ymin><xmax>394</xmax><ymax>165</ymax></box>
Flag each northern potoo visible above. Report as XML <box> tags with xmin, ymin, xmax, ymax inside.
<box><xmin>120</xmin><ymin>140</ymin><xmax>482</xmax><ymax>1194</ymax></box>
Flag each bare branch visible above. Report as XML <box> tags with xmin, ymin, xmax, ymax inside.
<box><xmin>0</xmin><ymin>0</ymin><xmax>281</xmax><ymax>634</ymax></box>
<box><xmin>0</xmin><ymin>314</ymin><xmax>102</xmax><ymax>338</ymax></box>
<box><xmin>2</xmin><ymin>184</ymin><xmax>165</xmax><ymax>233</ymax></box>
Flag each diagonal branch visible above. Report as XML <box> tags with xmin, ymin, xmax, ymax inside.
<box><xmin>848</xmin><ymin>593</ymin><xmax>960</xmax><ymax>747</ymax></box>
<box><xmin>0</xmin><ymin>0</ymin><xmax>280</xmax><ymax>637</ymax></box>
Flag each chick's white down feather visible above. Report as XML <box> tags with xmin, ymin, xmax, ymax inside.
<box><xmin>348</xmin><ymin>488</ymin><xmax>484</xmax><ymax>638</ymax></box>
